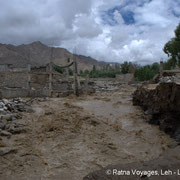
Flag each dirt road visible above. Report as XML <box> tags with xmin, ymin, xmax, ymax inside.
<box><xmin>0</xmin><ymin>84</ymin><xmax>172</xmax><ymax>180</ymax></box>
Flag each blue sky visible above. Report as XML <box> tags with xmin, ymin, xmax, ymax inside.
<box><xmin>103</xmin><ymin>6</ymin><xmax>135</xmax><ymax>25</ymax></box>
<box><xmin>0</xmin><ymin>0</ymin><xmax>179</xmax><ymax>64</ymax></box>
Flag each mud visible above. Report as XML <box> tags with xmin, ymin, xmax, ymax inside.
<box><xmin>84</xmin><ymin>146</ymin><xmax>180</xmax><ymax>180</ymax></box>
<box><xmin>0</xmin><ymin>84</ymin><xmax>173</xmax><ymax>180</ymax></box>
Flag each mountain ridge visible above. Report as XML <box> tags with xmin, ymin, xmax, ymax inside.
<box><xmin>0</xmin><ymin>41</ymin><xmax>104</xmax><ymax>71</ymax></box>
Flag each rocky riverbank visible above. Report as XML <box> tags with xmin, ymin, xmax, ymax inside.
<box><xmin>133</xmin><ymin>77</ymin><xmax>180</xmax><ymax>144</ymax></box>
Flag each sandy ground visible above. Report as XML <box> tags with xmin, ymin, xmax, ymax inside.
<box><xmin>0</xmin><ymin>84</ymin><xmax>172</xmax><ymax>180</ymax></box>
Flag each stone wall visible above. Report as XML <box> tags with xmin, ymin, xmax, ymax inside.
<box><xmin>0</xmin><ymin>64</ymin><xmax>74</xmax><ymax>98</ymax></box>
<box><xmin>0</xmin><ymin>72</ymin><xmax>28</xmax><ymax>88</ymax></box>
<box><xmin>0</xmin><ymin>63</ymin><xmax>95</xmax><ymax>98</ymax></box>
<box><xmin>30</xmin><ymin>74</ymin><xmax>49</xmax><ymax>89</ymax></box>
<box><xmin>0</xmin><ymin>64</ymin><xmax>28</xmax><ymax>72</ymax></box>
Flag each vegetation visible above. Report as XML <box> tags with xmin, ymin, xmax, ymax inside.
<box><xmin>53</xmin><ymin>65</ymin><xmax>64</xmax><ymax>74</ymax></box>
<box><xmin>163</xmin><ymin>23</ymin><xmax>180</xmax><ymax>69</ymax></box>
<box><xmin>53</xmin><ymin>65</ymin><xmax>73</xmax><ymax>75</ymax></box>
<box><xmin>134</xmin><ymin>63</ymin><xmax>160</xmax><ymax>81</ymax></box>
<box><xmin>121</xmin><ymin>61</ymin><xmax>137</xmax><ymax>74</ymax></box>
<box><xmin>121</xmin><ymin>61</ymin><xmax>130</xmax><ymax>74</ymax></box>
<box><xmin>80</xmin><ymin>64</ymin><xmax>121</xmax><ymax>78</ymax></box>
<box><xmin>79</xmin><ymin>62</ymin><xmax>138</xmax><ymax>78</ymax></box>
<box><xmin>68</xmin><ymin>68</ymin><xmax>73</xmax><ymax>76</ymax></box>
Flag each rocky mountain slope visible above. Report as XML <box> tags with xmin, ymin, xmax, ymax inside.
<box><xmin>0</xmin><ymin>41</ymin><xmax>104</xmax><ymax>70</ymax></box>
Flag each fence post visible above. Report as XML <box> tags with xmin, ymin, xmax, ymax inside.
<box><xmin>65</xmin><ymin>58</ymin><xmax>69</xmax><ymax>81</ymax></box>
<box><xmin>85</xmin><ymin>74</ymin><xmax>89</xmax><ymax>90</ymax></box>
<box><xmin>27</xmin><ymin>64</ymin><xmax>31</xmax><ymax>90</ymax></box>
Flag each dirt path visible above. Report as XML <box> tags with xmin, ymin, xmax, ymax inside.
<box><xmin>0</xmin><ymin>85</ymin><xmax>172</xmax><ymax>180</ymax></box>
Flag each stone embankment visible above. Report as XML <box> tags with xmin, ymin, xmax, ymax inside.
<box><xmin>133</xmin><ymin>76</ymin><xmax>180</xmax><ymax>143</ymax></box>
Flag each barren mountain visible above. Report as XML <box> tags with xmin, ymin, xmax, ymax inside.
<box><xmin>0</xmin><ymin>41</ymin><xmax>104</xmax><ymax>70</ymax></box>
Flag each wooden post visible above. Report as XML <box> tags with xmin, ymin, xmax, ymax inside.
<box><xmin>64</xmin><ymin>58</ymin><xmax>69</xmax><ymax>81</ymax></box>
<box><xmin>27</xmin><ymin>64</ymin><xmax>31</xmax><ymax>90</ymax></box>
<box><xmin>73</xmin><ymin>55</ymin><xmax>79</xmax><ymax>96</ymax></box>
<box><xmin>160</xmin><ymin>61</ymin><xmax>163</xmax><ymax>77</ymax></box>
<box><xmin>85</xmin><ymin>74</ymin><xmax>89</xmax><ymax>90</ymax></box>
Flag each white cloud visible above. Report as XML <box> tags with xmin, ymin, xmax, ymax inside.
<box><xmin>0</xmin><ymin>0</ymin><xmax>179</xmax><ymax>64</ymax></box>
<box><xmin>74</xmin><ymin>14</ymin><xmax>102</xmax><ymax>38</ymax></box>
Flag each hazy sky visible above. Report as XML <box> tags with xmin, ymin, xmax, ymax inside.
<box><xmin>0</xmin><ymin>0</ymin><xmax>179</xmax><ymax>64</ymax></box>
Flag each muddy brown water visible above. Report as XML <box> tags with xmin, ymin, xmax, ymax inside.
<box><xmin>0</xmin><ymin>85</ymin><xmax>172</xmax><ymax>180</ymax></box>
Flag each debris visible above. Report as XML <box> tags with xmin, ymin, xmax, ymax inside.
<box><xmin>0</xmin><ymin>98</ymin><xmax>34</xmax><ymax>137</ymax></box>
<box><xmin>159</xmin><ymin>76</ymin><xmax>180</xmax><ymax>84</ymax></box>
<box><xmin>0</xmin><ymin>130</ymin><xmax>12</xmax><ymax>136</ymax></box>
<box><xmin>0</xmin><ymin>98</ymin><xmax>28</xmax><ymax>114</ymax></box>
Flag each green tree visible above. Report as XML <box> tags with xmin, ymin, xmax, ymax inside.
<box><xmin>151</xmin><ymin>62</ymin><xmax>160</xmax><ymax>72</ymax></box>
<box><xmin>163</xmin><ymin>23</ymin><xmax>180</xmax><ymax>68</ymax></box>
<box><xmin>121</xmin><ymin>61</ymin><xmax>130</xmax><ymax>74</ymax></box>
<box><xmin>163</xmin><ymin>58</ymin><xmax>175</xmax><ymax>70</ymax></box>
<box><xmin>134</xmin><ymin>63</ymin><xmax>160</xmax><ymax>81</ymax></box>
<box><xmin>83</xmin><ymin>64</ymin><xmax>121</xmax><ymax>78</ymax></box>
<box><xmin>53</xmin><ymin>65</ymin><xmax>64</xmax><ymax>74</ymax></box>
<box><xmin>68</xmin><ymin>68</ymin><xmax>73</xmax><ymax>76</ymax></box>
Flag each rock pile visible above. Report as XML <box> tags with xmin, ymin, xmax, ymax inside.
<box><xmin>0</xmin><ymin>98</ymin><xmax>46</xmax><ymax>156</ymax></box>
<box><xmin>0</xmin><ymin>98</ymin><xmax>33</xmax><ymax>136</ymax></box>
<box><xmin>159</xmin><ymin>76</ymin><xmax>180</xmax><ymax>84</ymax></box>
<box><xmin>0</xmin><ymin>98</ymin><xmax>26</xmax><ymax>114</ymax></box>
